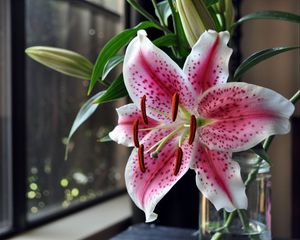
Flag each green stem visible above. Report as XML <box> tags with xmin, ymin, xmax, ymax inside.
<box><xmin>237</xmin><ymin>209</ymin><xmax>250</xmax><ymax>231</ymax></box>
<box><xmin>290</xmin><ymin>89</ymin><xmax>300</xmax><ymax>104</ymax></box>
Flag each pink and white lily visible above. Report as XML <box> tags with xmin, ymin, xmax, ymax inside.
<box><xmin>109</xmin><ymin>30</ymin><xmax>294</xmax><ymax>222</ymax></box>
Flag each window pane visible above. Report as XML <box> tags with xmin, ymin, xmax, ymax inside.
<box><xmin>25</xmin><ymin>0</ymin><xmax>127</xmax><ymax>220</ymax></box>
<box><xmin>0</xmin><ymin>0</ymin><xmax>12</xmax><ymax>233</ymax></box>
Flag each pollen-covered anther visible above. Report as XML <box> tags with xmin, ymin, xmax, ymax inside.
<box><xmin>188</xmin><ymin>115</ymin><xmax>196</xmax><ymax>145</ymax></box>
<box><xmin>140</xmin><ymin>95</ymin><xmax>148</xmax><ymax>125</ymax></box>
<box><xmin>174</xmin><ymin>147</ymin><xmax>183</xmax><ymax>176</ymax></box>
<box><xmin>171</xmin><ymin>92</ymin><xmax>179</xmax><ymax>121</ymax></box>
<box><xmin>132</xmin><ymin>119</ymin><xmax>139</xmax><ymax>148</ymax></box>
<box><xmin>138</xmin><ymin>144</ymin><xmax>146</xmax><ymax>173</ymax></box>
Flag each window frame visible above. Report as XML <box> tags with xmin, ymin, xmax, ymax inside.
<box><xmin>1</xmin><ymin>0</ymin><xmax>129</xmax><ymax>238</ymax></box>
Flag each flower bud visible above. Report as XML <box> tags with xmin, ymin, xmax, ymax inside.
<box><xmin>224</xmin><ymin>0</ymin><xmax>234</xmax><ymax>29</ymax></box>
<box><xmin>177</xmin><ymin>0</ymin><xmax>216</xmax><ymax>47</ymax></box>
<box><xmin>25</xmin><ymin>46</ymin><xmax>93</xmax><ymax>80</ymax></box>
<box><xmin>212</xmin><ymin>0</ymin><xmax>234</xmax><ymax>30</ymax></box>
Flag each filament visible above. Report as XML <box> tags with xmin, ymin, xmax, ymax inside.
<box><xmin>150</xmin><ymin>125</ymin><xmax>184</xmax><ymax>158</ymax></box>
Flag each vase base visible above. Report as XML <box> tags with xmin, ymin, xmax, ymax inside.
<box><xmin>200</xmin><ymin>220</ymin><xmax>271</xmax><ymax>240</ymax></box>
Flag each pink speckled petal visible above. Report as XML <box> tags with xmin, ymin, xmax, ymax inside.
<box><xmin>183</xmin><ymin>30</ymin><xmax>232</xmax><ymax>99</ymax></box>
<box><xmin>109</xmin><ymin>103</ymin><xmax>158</xmax><ymax>147</ymax></box>
<box><xmin>125</xmin><ymin>128</ymin><xmax>192</xmax><ymax>222</ymax></box>
<box><xmin>123</xmin><ymin>30</ymin><xmax>196</xmax><ymax>122</ymax></box>
<box><xmin>191</xmin><ymin>140</ymin><xmax>247</xmax><ymax>212</ymax></box>
<box><xmin>198</xmin><ymin>82</ymin><xmax>294</xmax><ymax>151</ymax></box>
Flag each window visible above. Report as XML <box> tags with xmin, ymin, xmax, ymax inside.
<box><xmin>1</xmin><ymin>0</ymin><xmax>128</xmax><ymax>237</ymax></box>
<box><xmin>0</xmin><ymin>0</ymin><xmax>12</xmax><ymax>234</ymax></box>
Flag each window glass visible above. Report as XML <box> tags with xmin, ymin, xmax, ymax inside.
<box><xmin>0</xmin><ymin>0</ymin><xmax>12</xmax><ymax>233</ymax></box>
<box><xmin>25</xmin><ymin>0</ymin><xmax>127</xmax><ymax>220</ymax></box>
<box><xmin>85</xmin><ymin>0</ymin><xmax>123</xmax><ymax>14</ymax></box>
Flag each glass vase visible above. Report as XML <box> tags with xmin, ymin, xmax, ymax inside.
<box><xmin>199</xmin><ymin>151</ymin><xmax>271</xmax><ymax>240</ymax></box>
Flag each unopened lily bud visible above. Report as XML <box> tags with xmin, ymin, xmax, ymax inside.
<box><xmin>212</xmin><ymin>0</ymin><xmax>234</xmax><ymax>30</ymax></box>
<box><xmin>224</xmin><ymin>0</ymin><xmax>234</xmax><ymax>29</ymax></box>
<box><xmin>177</xmin><ymin>0</ymin><xmax>215</xmax><ymax>47</ymax></box>
<box><xmin>25</xmin><ymin>46</ymin><xmax>93</xmax><ymax>80</ymax></box>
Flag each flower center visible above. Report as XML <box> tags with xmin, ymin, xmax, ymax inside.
<box><xmin>133</xmin><ymin>94</ymin><xmax>212</xmax><ymax>175</ymax></box>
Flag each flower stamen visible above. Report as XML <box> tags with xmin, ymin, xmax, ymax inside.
<box><xmin>171</xmin><ymin>92</ymin><xmax>179</xmax><ymax>121</ymax></box>
<box><xmin>138</xmin><ymin>144</ymin><xmax>145</xmax><ymax>173</ymax></box>
<box><xmin>133</xmin><ymin>119</ymin><xmax>139</xmax><ymax>148</ymax></box>
<box><xmin>149</xmin><ymin>126</ymin><xmax>184</xmax><ymax>158</ymax></box>
<box><xmin>174</xmin><ymin>147</ymin><xmax>183</xmax><ymax>176</ymax></box>
<box><xmin>189</xmin><ymin>115</ymin><xmax>196</xmax><ymax>145</ymax></box>
<box><xmin>140</xmin><ymin>95</ymin><xmax>148</xmax><ymax>125</ymax></box>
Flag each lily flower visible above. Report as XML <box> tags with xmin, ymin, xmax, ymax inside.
<box><xmin>109</xmin><ymin>30</ymin><xmax>294</xmax><ymax>222</ymax></box>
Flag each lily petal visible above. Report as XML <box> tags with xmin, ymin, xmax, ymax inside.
<box><xmin>123</xmin><ymin>30</ymin><xmax>196</xmax><ymax>122</ymax></box>
<box><xmin>198</xmin><ymin>82</ymin><xmax>294</xmax><ymax>151</ymax></box>
<box><xmin>125</xmin><ymin>128</ymin><xmax>192</xmax><ymax>222</ymax></box>
<box><xmin>191</xmin><ymin>140</ymin><xmax>247</xmax><ymax>211</ymax></box>
<box><xmin>183</xmin><ymin>30</ymin><xmax>232</xmax><ymax>99</ymax></box>
<box><xmin>109</xmin><ymin>103</ymin><xmax>158</xmax><ymax>147</ymax></box>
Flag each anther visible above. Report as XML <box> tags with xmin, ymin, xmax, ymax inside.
<box><xmin>171</xmin><ymin>93</ymin><xmax>179</xmax><ymax>121</ymax></box>
<box><xmin>140</xmin><ymin>95</ymin><xmax>148</xmax><ymax>125</ymax></box>
<box><xmin>188</xmin><ymin>115</ymin><xmax>196</xmax><ymax>145</ymax></box>
<box><xmin>174</xmin><ymin>147</ymin><xmax>183</xmax><ymax>176</ymax></box>
<box><xmin>132</xmin><ymin>119</ymin><xmax>139</xmax><ymax>148</ymax></box>
<box><xmin>138</xmin><ymin>144</ymin><xmax>146</xmax><ymax>173</ymax></box>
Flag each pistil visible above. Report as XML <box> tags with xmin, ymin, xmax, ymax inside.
<box><xmin>150</xmin><ymin>125</ymin><xmax>184</xmax><ymax>158</ymax></box>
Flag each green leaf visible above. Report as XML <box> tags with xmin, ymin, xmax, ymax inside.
<box><xmin>25</xmin><ymin>46</ymin><xmax>93</xmax><ymax>80</ymax></box>
<box><xmin>157</xmin><ymin>0</ymin><xmax>172</xmax><ymax>26</ymax></box>
<box><xmin>65</xmin><ymin>91</ymin><xmax>104</xmax><ymax>159</ymax></box>
<box><xmin>153</xmin><ymin>34</ymin><xmax>177</xmax><ymax>47</ymax></box>
<box><xmin>93</xmin><ymin>74</ymin><xmax>128</xmax><ymax>104</ymax></box>
<box><xmin>233</xmin><ymin>11</ymin><xmax>300</xmax><ymax>29</ymax></box>
<box><xmin>88</xmin><ymin>21</ymin><xmax>158</xmax><ymax>95</ymax></box>
<box><xmin>127</xmin><ymin>0</ymin><xmax>168</xmax><ymax>32</ymax></box>
<box><xmin>251</xmin><ymin>145</ymin><xmax>271</xmax><ymax>165</ymax></box>
<box><xmin>233</xmin><ymin>46</ymin><xmax>300</xmax><ymax>81</ymax></box>
<box><xmin>102</xmin><ymin>55</ymin><xmax>124</xmax><ymax>80</ymax></box>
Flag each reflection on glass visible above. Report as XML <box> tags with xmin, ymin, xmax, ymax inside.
<box><xmin>25</xmin><ymin>0</ymin><xmax>127</xmax><ymax>220</ymax></box>
<box><xmin>0</xmin><ymin>0</ymin><xmax>12</xmax><ymax>233</ymax></box>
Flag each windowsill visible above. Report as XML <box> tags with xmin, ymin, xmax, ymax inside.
<box><xmin>9</xmin><ymin>194</ymin><xmax>132</xmax><ymax>240</ymax></box>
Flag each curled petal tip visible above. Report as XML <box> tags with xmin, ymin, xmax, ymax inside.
<box><xmin>137</xmin><ymin>30</ymin><xmax>147</xmax><ymax>41</ymax></box>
